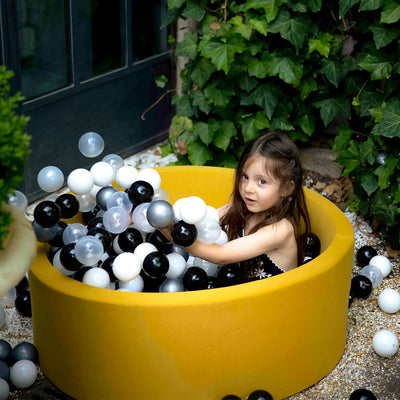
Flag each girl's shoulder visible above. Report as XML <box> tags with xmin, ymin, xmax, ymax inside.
<box><xmin>258</xmin><ymin>217</ymin><xmax>294</xmax><ymax>239</ymax></box>
<box><xmin>218</xmin><ymin>202</ymin><xmax>232</xmax><ymax>219</ymax></box>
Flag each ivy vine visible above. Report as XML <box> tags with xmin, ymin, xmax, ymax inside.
<box><xmin>161</xmin><ymin>0</ymin><xmax>400</xmax><ymax>248</ymax></box>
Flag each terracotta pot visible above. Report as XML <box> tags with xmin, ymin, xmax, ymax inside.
<box><xmin>0</xmin><ymin>204</ymin><xmax>37</xmax><ymax>298</ymax></box>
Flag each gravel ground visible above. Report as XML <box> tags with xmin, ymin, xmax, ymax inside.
<box><xmin>1</xmin><ymin>145</ymin><xmax>399</xmax><ymax>400</ymax></box>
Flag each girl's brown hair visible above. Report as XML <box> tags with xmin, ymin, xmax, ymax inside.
<box><xmin>220</xmin><ymin>131</ymin><xmax>311</xmax><ymax>265</ymax></box>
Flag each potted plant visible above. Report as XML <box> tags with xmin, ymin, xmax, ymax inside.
<box><xmin>0</xmin><ymin>65</ymin><xmax>36</xmax><ymax>297</ymax></box>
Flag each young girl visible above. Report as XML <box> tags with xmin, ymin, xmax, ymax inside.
<box><xmin>170</xmin><ymin>131</ymin><xmax>311</xmax><ymax>281</ymax></box>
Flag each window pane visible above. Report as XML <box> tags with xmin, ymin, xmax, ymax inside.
<box><xmin>132</xmin><ymin>0</ymin><xmax>166</xmax><ymax>62</ymax></box>
<box><xmin>16</xmin><ymin>0</ymin><xmax>71</xmax><ymax>100</ymax></box>
<box><xmin>78</xmin><ymin>0</ymin><xmax>125</xmax><ymax>81</ymax></box>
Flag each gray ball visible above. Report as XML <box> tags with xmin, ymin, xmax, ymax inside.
<box><xmin>159</xmin><ymin>279</ymin><xmax>185</xmax><ymax>293</ymax></box>
<box><xmin>147</xmin><ymin>200</ymin><xmax>174</xmax><ymax>229</ymax></box>
<box><xmin>96</xmin><ymin>187</ymin><xmax>119</xmax><ymax>210</ymax></box>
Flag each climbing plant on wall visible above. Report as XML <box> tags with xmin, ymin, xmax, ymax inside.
<box><xmin>162</xmin><ymin>0</ymin><xmax>400</xmax><ymax>247</ymax></box>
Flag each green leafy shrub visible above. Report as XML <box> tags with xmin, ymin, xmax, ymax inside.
<box><xmin>0</xmin><ymin>66</ymin><xmax>31</xmax><ymax>249</ymax></box>
<box><xmin>163</xmin><ymin>0</ymin><xmax>400</xmax><ymax>248</ymax></box>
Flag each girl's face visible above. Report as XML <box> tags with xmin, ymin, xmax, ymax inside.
<box><xmin>239</xmin><ymin>154</ymin><xmax>283</xmax><ymax>214</ymax></box>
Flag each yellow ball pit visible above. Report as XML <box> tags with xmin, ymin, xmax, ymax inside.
<box><xmin>29</xmin><ymin>166</ymin><xmax>354</xmax><ymax>400</ymax></box>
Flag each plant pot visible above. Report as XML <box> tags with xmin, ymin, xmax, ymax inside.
<box><xmin>0</xmin><ymin>204</ymin><xmax>37</xmax><ymax>298</ymax></box>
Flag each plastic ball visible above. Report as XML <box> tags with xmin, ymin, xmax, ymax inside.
<box><xmin>10</xmin><ymin>342</ymin><xmax>38</xmax><ymax>364</ymax></box>
<box><xmin>171</xmin><ymin>221</ymin><xmax>198</xmax><ymax>246</ymax></box>
<box><xmin>115</xmin><ymin>228</ymin><xmax>143</xmax><ymax>253</ymax></box>
<box><xmin>136</xmin><ymin>168</ymin><xmax>161</xmax><ymax>191</ymax></box>
<box><xmin>182</xmin><ymin>266</ymin><xmax>208</xmax><ymax>291</ymax></box>
<box><xmin>59</xmin><ymin>243</ymin><xmax>83</xmax><ymax>271</ymax></box>
<box><xmin>107</xmin><ymin>191</ymin><xmax>133</xmax><ymax>213</ymax></box>
<box><xmin>47</xmin><ymin>221</ymin><xmax>68</xmax><ymax>248</ymax></box>
<box><xmin>147</xmin><ymin>230</ymin><xmax>172</xmax><ymax>253</ymax></box>
<box><xmin>71</xmin><ymin>266</ymin><xmax>92</xmax><ymax>282</ymax></box>
<box><xmin>33</xmin><ymin>200</ymin><xmax>61</xmax><ymax>228</ymax></box>
<box><xmin>142</xmin><ymin>251</ymin><xmax>169</xmax><ymax>279</ymax></box>
<box><xmin>86</xmin><ymin>216</ymin><xmax>104</xmax><ymax>231</ymax></box>
<box><xmin>215</xmin><ymin>230</ymin><xmax>228</xmax><ymax>246</ymax></box>
<box><xmin>300</xmin><ymin>232</ymin><xmax>321</xmax><ymax>258</ymax></box>
<box><xmin>247</xmin><ymin>389</ymin><xmax>273</xmax><ymax>400</ymax></box>
<box><xmin>193</xmin><ymin>257</ymin><xmax>219</xmax><ymax>277</ymax></box>
<box><xmin>102</xmin><ymin>153</ymin><xmax>124</xmax><ymax>173</ymax></box>
<box><xmin>133</xmin><ymin>242</ymin><xmax>158</xmax><ymax>264</ymax></box>
<box><xmin>15</xmin><ymin>290</ymin><xmax>31</xmax><ymax>317</ymax></box>
<box><xmin>356</xmin><ymin>245</ymin><xmax>377</xmax><ymax>267</ymax></box>
<box><xmin>152</xmin><ymin>188</ymin><xmax>170</xmax><ymax>202</ymax></box>
<box><xmin>10</xmin><ymin>359</ymin><xmax>37</xmax><ymax>389</ymax></box>
<box><xmin>55</xmin><ymin>193</ymin><xmax>80</xmax><ymax>219</ymax></box>
<box><xmin>195</xmin><ymin>217</ymin><xmax>221</xmax><ymax>244</ymax></box>
<box><xmin>350</xmin><ymin>275</ymin><xmax>372</xmax><ymax>299</ymax></box>
<box><xmin>82</xmin><ymin>267</ymin><xmax>110</xmax><ymax>288</ymax></box>
<box><xmin>0</xmin><ymin>378</ymin><xmax>9</xmax><ymax>400</ymax></box>
<box><xmin>0</xmin><ymin>288</ymin><xmax>16</xmax><ymax>308</ymax></box>
<box><xmin>0</xmin><ymin>309</ymin><xmax>5</xmax><ymax>330</ymax></box>
<box><xmin>90</xmin><ymin>161</ymin><xmax>115</xmax><ymax>187</ymax></box>
<box><xmin>170</xmin><ymin>245</ymin><xmax>189</xmax><ymax>261</ymax></box>
<box><xmin>369</xmin><ymin>255</ymin><xmax>391</xmax><ymax>278</ymax></box>
<box><xmin>115</xmin><ymin>166</ymin><xmax>139</xmax><ymax>190</ymax></box>
<box><xmin>207</xmin><ymin>276</ymin><xmax>217</xmax><ymax>289</ymax></box>
<box><xmin>179</xmin><ymin>196</ymin><xmax>207</xmax><ymax>224</ymax></box>
<box><xmin>0</xmin><ymin>361</ymin><xmax>9</xmax><ymax>381</ymax></box>
<box><xmin>7</xmin><ymin>190</ymin><xmax>28</xmax><ymax>213</ymax></box>
<box><xmin>118</xmin><ymin>275</ymin><xmax>144</xmax><ymax>292</ymax></box>
<box><xmin>52</xmin><ymin>249</ymin><xmax>75</xmax><ymax>276</ymax></box>
<box><xmin>349</xmin><ymin>388</ymin><xmax>377</xmax><ymax>400</ymax></box>
<box><xmin>78</xmin><ymin>131</ymin><xmax>104</xmax><ymax>158</ymax></box>
<box><xmin>372</xmin><ymin>329</ymin><xmax>399</xmax><ymax>357</ymax></box>
<box><xmin>127</xmin><ymin>180</ymin><xmax>154</xmax><ymax>206</ymax></box>
<box><xmin>32</xmin><ymin>220</ymin><xmax>58</xmax><ymax>242</ymax></box>
<box><xmin>112</xmin><ymin>253</ymin><xmax>141</xmax><ymax>281</ymax></box>
<box><xmin>147</xmin><ymin>200</ymin><xmax>174</xmax><ymax>229</ymax></box>
<box><xmin>165</xmin><ymin>253</ymin><xmax>187</xmax><ymax>279</ymax></box>
<box><xmin>74</xmin><ymin>236</ymin><xmax>104</xmax><ymax>266</ymax></box>
<box><xmin>0</xmin><ymin>341</ymin><xmax>11</xmax><ymax>363</ymax></box>
<box><xmin>96</xmin><ymin>186</ymin><xmax>119</xmax><ymax>211</ymax></box>
<box><xmin>37</xmin><ymin>165</ymin><xmax>64</xmax><ymax>193</ymax></box>
<box><xmin>99</xmin><ymin>257</ymin><xmax>117</xmax><ymax>282</ymax></box>
<box><xmin>88</xmin><ymin>227</ymin><xmax>113</xmax><ymax>252</ymax></box>
<box><xmin>103</xmin><ymin>206</ymin><xmax>130</xmax><ymax>234</ymax></box>
<box><xmin>75</xmin><ymin>193</ymin><xmax>96</xmax><ymax>213</ymax></box>
<box><xmin>172</xmin><ymin>198</ymin><xmax>185</xmax><ymax>222</ymax></box>
<box><xmin>62</xmin><ymin>223</ymin><xmax>88</xmax><ymax>245</ymax></box>
<box><xmin>67</xmin><ymin>168</ymin><xmax>94</xmax><ymax>195</ymax></box>
<box><xmin>132</xmin><ymin>202</ymin><xmax>155</xmax><ymax>233</ymax></box>
<box><xmin>159</xmin><ymin>278</ymin><xmax>184</xmax><ymax>292</ymax></box>
<box><xmin>359</xmin><ymin>264</ymin><xmax>383</xmax><ymax>288</ymax></box>
<box><xmin>217</xmin><ymin>263</ymin><xmax>245</xmax><ymax>287</ymax></box>
<box><xmin>377</xmin><ymin>288</ymin><xmax>400</xmax><ymax>314</ymax></box>
<box><xmin>15</xmin><ymin>275</ymin><xmax>29</xmax><ymax>295</ymax></box>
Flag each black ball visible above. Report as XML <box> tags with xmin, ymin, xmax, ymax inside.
<box><xmin>356</xmin><ymin>246</ymin><xmax>377</xmax><ymax>267</ymax></box>
<box><xmin>100</xmin><ymin>257</ymin><xmax>118</xmax><ymax>283</ymax></box>
<box><xmin>117</xmin><ymin>228</ymin><xmax>143</xmax><ymax>252</ymax></box>
<box><xmin>147</xmin><ymin>230</ymin><xmax>173</xmax><ymax>253</ymax></box>
<box><xmin>300</xmin><ymin>232</ymin><xmax>321</xmax><ymax>258</ymax></box>
<box><xmin>349</xmin><ymin>388</ymin><xmax>377</xmax><ymax>400</ymax></box>
<box><xmin>0</xmin><ymin>360</ymin><xmax>9</xmax><ymax>380</ymax></box>
<box><xmin>33</xmin><ymin>200</ymin><xmax>61</xmax><ymax>228</ymax></box>
<box><xmin>88</xmin><ymin>227</ymin><xmax>113</xmax><ymax>252</ymax></box>
<box><xmin>247</xmin><ymin>389</ymin><xmax>273</xmax><ymax>400</ymax></box>
<box><xmin>217</xmin><ymin>264</ymin><xmax>245</xmax><ymax>287</ymax></box>
<box><xmin>72</xmin><ymin>266</ymin><xmax>92</xmax><ymax>282</ymax></box>
<box><xmin>15</xmin><ymin>275</ymin><xmax>29</xmax><ymax>295</ymax></box>
<box><xmin>170</xmin><ymin>245</ymin><xmax>189</xmax><ymax>261</ymax></box>
<box><xmin>140</xmin><ymin>271</ymin><xmax>166</xmax><ymax>293</ymax></box>
<box><xmin>10</xmin><ymin>341</ymin><xmax>38</xmax><ymax>365</ymax></box>
<box><xmin>59</xmin><ymin>243</ymin><xmax>83</xmax><ymax>271</ymax></box>
<box><xmin>55</xmin><ymin>193</ymin><xmax>80</xmax><ymax>219</ymax></box>
<box><xmin>207</xmin><ymin>276</ymin><xmax>217</xmax><ymax>289</ymax></box>
<box><xmin>142</xmin><ymin>251</ymin><xmax>169</xmax><ymax>279</ymax></box>
<box><xmin>82</xmin><ymin>206</ymin><xmax>100</xmax><ymax>225</ymax></box>
<box><xmin>127</xmin><ymin>180</ymin><xmax>154</xmax><ymax>205</ymax></box>
<box><xmin>350</xmin><ymin>275</ymin><xmax>373</xmax><ymax>299</ymax></box>
<box><xmin>15</xmin><ymin>290</ymin><xmax>32</xmax><ymax>317</ymax></box>
<box><xmin>0</xmin><ymin>340</ymin><xmax>12</xmax><ymax>363</ymax></box>
<box><xmin>221</xmin><ymin>395</ymin><xmax>242</xmax><ymax>400</ymax></box>
<box><xmin>182</xmin><ymin>267</ymin><xmax>208</xmax><ymax>291</ymax></box>
<box><xmin>171</xmin><ymin>221</ymin><xmax>198</xmax><ymax>247</ymax></box>
<box><xmin>86</xmin><ymin>216</ymin><xmax>105</xmax><ymax>231</ymax></box>
<box><xmin>47</xmin><ymin>220</ymin><xmax>68</xmax><ymax>247</ymax></box>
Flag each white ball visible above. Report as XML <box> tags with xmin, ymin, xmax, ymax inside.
<box><xmin>215</xmin><ymin>230</ymin><xmax>228</xmax><ymax>245</ymax></box>
<box><xmin>173</xmin><ymin>198</ymin><xmax>185</xmax><ymax>222</ymax></box>
<box><xmin>90</xmin><ymin>161</ymin><xmax>115</xmax><ymax>187</ymax></box>
<box><xmin>205</xmin><ymin>205</ymin><xmax>219</xmax><ymax>222</ymax></box>
<box><xmin>166</xmin><ymin>253</ymin><xmax>187</xmax><ymax>279</ymax></box>
<box><xmin>195</xmin><ymin>217</ymin><xmax>221</xmax><ymax>244</ymax></box>
<box><xmin>134</xmin><ymin>242</ymin><xmax>158</xmax><ymax>264</ymax></box>
<box><xmin>372</xmin><ymin>329</ymin><xmax>399</xmax><ymax>357</ymax></box>
<box><xmin>193</xmin><ymin>257</ymin><xmax>219</xmax><ymax>276</ymax></box>
<box><xmin>113</xmin><ymin>253</ymin><xmax>141</xmax><ymax>281</ymax></box>
<box><xmin>118</xmin><ymin>275</ymin><xmax>144</xmax><ymax>292</ymax></box>
<box><xmin>67</xmin><ymin>168</ymin><xmax>94</xmax><ymax>195</ymax></box>
<box><xmin>378</xmin><ymin>288</ymin><xmax>400</xmax><ymax>314</ymax></box>
<box><xmin>179</xmin><ymin>196</ymin><xmax>207</xmax><ymax>224</ymax></box>
<box><xmin>369</xmin><ymin>255</ymin><xmax>392</xmax><ymax>278</ymax></box>
<box><xmin>0</xmin><ymin>378</ymin><xmax>9</xmax><ymax>400</ymax></box>
<box><xmin>10</xmin><ymin>360</ymin><xmax>37</xmax><ymax>389</ymax></box>
<box><xmin>136</xmin><ymin>168</ymin><xmax>162</xmax><ymax>191</ymax></box>
<box><xmin>37</xmin><ymin>166</ymin><xmax>64</xmax><ymax>192</ymax></box>
<box><xmin>82</xmin><ymin>267</ymin><xmax>110</xmax><ymax>288</ymax></box>
<box><xmin>116</xmin><ymin>166</ymin><xmax>138</xmax><ymax>189</ymax></box>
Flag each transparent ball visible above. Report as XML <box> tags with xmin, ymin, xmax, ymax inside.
<box><xmin>103</xmin><ymin>206</ymin><xmax>130</xmax><ymax>234</ymax></box>
<box><xmin>193</xmin><ymin>257</ymin><xmax>219</xmax><ymax>277</ymax></box>
<box><xmin>132</xmin><ymin>203</ymin><xmax>155</xmax><ymax>233</ymax></box>
<box><xmin>215</xmin><ymin>230</ymin><xmax>228</xmax><ymax>245</ymax></box>
<box><xmin>360</xmin><ymin>264</ymin><xmax>383</xmax><ymax>288</ymax></box>
<box><xmin>107</xmin><ymin>191</ymin><xmax>132</xmax><ymax>213</ymax></box>
<box><xmin>76</xmin><ymin>193</ymin><xmax>97</xmax><ymax>212</ymax></box>
<box><xmin>10</xmin><ymin>359</ymin><xmax>37</xmax><ymax>389</ymax></box>
<box><xmin>196</xmin><ymin>217</ymin><xmax>221</xmax><ymax>244</ymax></box>
<box><xmin>37</xmin><ymin>166</ymin><xmax>64</xmax><ymax>192</ymax></box>
<box><xmin>115</xmin><ymin>166</ymin><xmax>138</xmax><ymax>189</ymax></box>
<box><xmin>62</xmin><ymin>223</ymin><xmax>88</xmax><ymax>245</ymax></box>
<box><xmin>78</xmin><ymin>132</ymin><xmax>104</xmax><ymax>158</ymax></box>
<box><xmin>166</xmin><ymin>253</ymin><xmax>187</xmax><ymax>279</ymax></box>
<box><xmin>102</xmin><ymin>153</ymin><xmax>124</xmax><ymax>174</ymax></box>
<box><xmin>75</xmin><ymin>236</ymin><xmax>104</xmax><ymax>266</ymax></box>
<box><xmin>8</xmin><ymin>190</ymin><xmax>28</xmax><ymax>212</ymax></box>
<box><xmin>152</xmin><ymin>188</ymin><xmax>170</xmax><ymax>203</ymax></box>
<box><xmin>90</xmin><ymin>161</ymin><xmax>115</xmax><ymax>187</ymax></box>
<box><xmin>67</xmin><ymin>168</ymin><xmax>94</xmax><ymax>195</ymax></box>
<box><xmin>118</xmin><ymin>275</ymin><xmax>144</xmax><ymax>292</ymax></box>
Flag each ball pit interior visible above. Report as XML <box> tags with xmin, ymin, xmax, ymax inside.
<box><xmin>29</xmin><ymin>166</ymin><xmax>354</xmax><ymax>400</ymax></box>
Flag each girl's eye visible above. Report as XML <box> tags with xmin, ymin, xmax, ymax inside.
<box><xmin>241</xmin><ymin>174</ymin><xmax>248</xmax><ymax>180</ymax></box>
<box><xmin>258</xmin><ymin>178</ymin><xmax>266</xmax><ymax>185</ymax></box>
